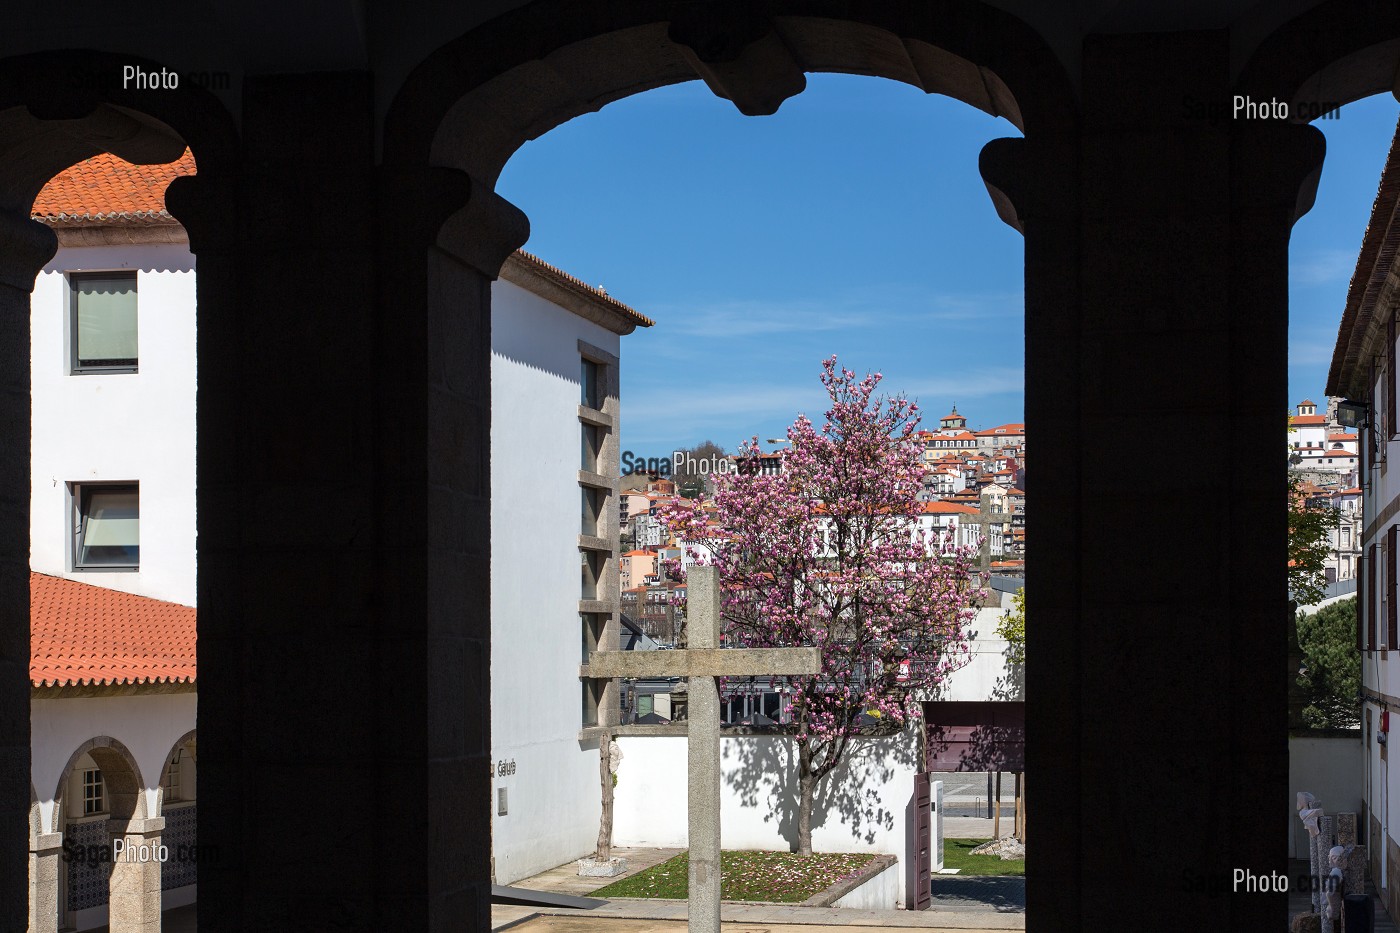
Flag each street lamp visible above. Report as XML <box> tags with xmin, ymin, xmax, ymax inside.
<box><xmin>1337</xmin><ymin>400</ymin><xmax>1368</xmax><ymax>429</ymax></box>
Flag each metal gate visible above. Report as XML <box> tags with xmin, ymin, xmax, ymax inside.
<box><xmin>909</xmin><ymin>772</ymin><xmax>932</xmax><ymax>910</ymax></box>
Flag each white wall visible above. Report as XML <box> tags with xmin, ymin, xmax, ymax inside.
<box><xmin>1289</xmin><ymin>734</ymin><xmax>1364</xmax><ymax>859</ymax></box>
<box><xmin>938</xmin><ymin>607</ymin><xmax>1020</xmax><ymax>703</ymax></box>
<box><xmin>31</xmin><ymin>243</ymin><xmax>197</xmax><ymax>606</ymax></box>
<box><xmin>30</xmin><ymin>693</ymin><xmax>196</xmax><ymax>836</ymax></box>
<box><xmin>489</xmin><ymin>278</ymin><xmax>620</xmax><ymax>884</ymax></box>
<box><xmin>612</xmin><ymin>730</ymin><xmax>919</xmax><ymax>903</ymax></box>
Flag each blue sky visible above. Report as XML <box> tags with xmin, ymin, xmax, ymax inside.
<box><xmin>1290</xmin><ymin>93</ymin><xmax>1400</xmax><ymax>406</ymax></box>
<box><xmin>498</xmin><ymin>75</ymin><xmax>1399</xmax><ymax>455</ymax></box>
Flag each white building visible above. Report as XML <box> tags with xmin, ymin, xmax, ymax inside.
<box><xmin>26</xmin><ymin>151</ymin><xmax>201</xmax><ymax>933</ymax></box>
<box><xmin>1327</xmin><ymin>487</ymin><xmax>1363</xmax><ymax>584</ymax></box>
<box><xmin>23</xmin><ymin>150</ymin><xmax>656</xmax><ymax>924</ymax></box>
<box><xmin>1326</xmin><ymin>125</ymin><xmax>1400</xmax><ymax>922</ymax></box>
<box><xmin>631</xmin><ymin>511</ymin><xmax>666</xmax><ymax>549</ymax></box>
<box><xmin>488</xmin><ymin>250</ymin><xmax>652</xmax><ymax>884</ymax></box>
<box><xmin>917</xmin><ymin>501</ymin><xmax>1001</xmax><ymax>556</ymax></box>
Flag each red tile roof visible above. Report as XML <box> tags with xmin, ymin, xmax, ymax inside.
<box><xmin>921</xmin><ymin>502</ymin><xmax>978</xmax><ymax>515</ymax></box>
<box><xmin>30</xmin><ymin>572</ymin><xmax>196</xmax><ymax>688</ymax></box>
<box><xmin>1292</xmin><ymin>415</ymin><xmax>1327</xmax><ymax>426</ymax></box>
<box><xmin>32</xmin><ymin>150</ymin><xmax>197</xmax><ymax>224</ymax></box>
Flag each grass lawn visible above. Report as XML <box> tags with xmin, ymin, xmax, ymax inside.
<box><xmin>591</xmin><ymin>850</ymin><xmax>878</xmax><ymax>902</ymax></box>
<box><xmin>940</xmin><ymin>838</ymin><xmax>1025</xmax><ymax>877</ymax></box>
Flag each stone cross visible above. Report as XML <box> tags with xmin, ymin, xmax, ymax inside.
<box><xmin>586</xmin><ymin>565</ymin><xmax>821</xmax><ymax>933</ymax></box>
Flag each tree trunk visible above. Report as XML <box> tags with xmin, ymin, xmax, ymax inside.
<box><xmin>797</xmin><ymin>740</ymin><xmax>814</xmax><ymax>856</ymax></box>
<box><xmin>597</xmin><ymin>733</ymin><xmax>613</xmax><ymax>860</ymax></box>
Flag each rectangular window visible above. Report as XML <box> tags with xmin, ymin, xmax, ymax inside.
<box><xmin>1389</xmin><ymin>317</ymin><xmax>1397</xmax><ymax>439</ymax></box>
<box><xmin>581</xmin><ymin>357</ymin><xmax>601</xmax><ymax>409</ymax></box>
<box><xmin>1370</xmin><ymin>543</ymin><xmax>1379</xmax><ymax>651</ymax></box>
<box><xmin>581</xmin><ymin>550</ymin><xmax>604</xmax><ymax>600</ymax></box>
<box><xmin>581</xmin><ymin>612</ymin><xmax>605</xmax><ymax>661</ymax></box>
<box><xmin>1388</xmin><ymin>526</ymin><xmax>1398</xmax><ymax>650</ymax></box>
<box><xmin>581</xmin><ymin>486</ymin><xmax>604</xmax><ymax>536</ymax></box>
<box><xmin>70</xmin><ymin>272</ymin><xmax>138</xmax><ymax>373</ymax></box>
<box><xmin>73</xmin><ymin>483</ymin><xmax>139</xmax><ymax>569</ymax></box>
<box><xmin>82</xmin><ymin>769</ymin><xmax>105</xmax><ymax>815</ymax></box>
<box><xmin>582</xmin><ymin>677</ymin><xmax>603</xmax><ymax>728</ymax></box>
<box><xmin>581</xmin><ymin>423</ymin><xmax>602</xmax><ymax>472</ymax></box>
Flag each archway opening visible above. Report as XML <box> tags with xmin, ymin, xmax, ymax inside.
<box><xmin>482</xmin><ymin>62</ymin><xmax>1028</xmax><ymax>907</ymax></box>
<box><xmin>1290</xmin><ymin>88</ymin><xmax>1400</xmax><ymax>921</ymax></box>
<box><xmin>51</xmin><ymin>739</ymin><xmax>146</xmax><ymax>933</ymax></box>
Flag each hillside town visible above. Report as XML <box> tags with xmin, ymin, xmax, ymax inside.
<box><xmin>1288</xmin><ymin>397</ymin><xmax>1364</xmax><ymax>587</ymax></box>
<box><xmin>612</xmin><ymin>408</ymin><xmax>1026</xmax><ymax>727</ymax></box>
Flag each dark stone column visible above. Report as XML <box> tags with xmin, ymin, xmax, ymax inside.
<box><xmin>180</xmin><ymin>68</ymin><xmax>524</xmax><ymax>928</ymax></box>
<box><xmin>178</xmin><ymin>73</ymin><xmax>422</xmax><ymax>931</ymax></box>
<box><xmin>0</xmin><ymin>212</ymin><xmax>54</xmax><ymax>933</ymax></box>
<box><xmin>996</xmin><ymin>31</ymin><xmax>1316</xmax><ymax>930</ymax></box>
<box><xmin>370</xmin><ymin>164</ymin><xmax>523</xmax><ymax>930</ymax></box>
<box><xmin>981</xmin><ymin>123</ymin><xmax>1084</xmax><ymax>928</ymax></box>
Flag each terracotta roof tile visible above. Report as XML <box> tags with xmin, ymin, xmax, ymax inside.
<box><xmin>921</xmin><ymin>502</ymin><xmax>978</xmax><ymax>515</ymax></box>
<box><xmin>30</xmin><ymin>572</ymin><xmax>196</xmax><ymax>688</ymax></box>
<box><xmin>32</xmin><ymin>150</ymin><xmax>197</xmax><ymax>224</ymax></box>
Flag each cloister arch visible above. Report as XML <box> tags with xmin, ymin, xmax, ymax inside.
<box><xmin>1</xmin><ymin>3</ymin><xmax>1399</xmax><ymax>930</ymax></box>
<box><xmin>0</xmin><ymin>53</ymin><xmax>228</xmax><ymax>932</ymax></box>
<box><xmin>47</xmin><ymin>737</ymin><xmax>149</xmax><ymax>932</ymax></box>
<box><xmin>379</xmin><ymin>4</ymin><xmax>1074</xmax><ymax>924</ymax></box>
<box><xmin>155</xmin><ymin>728</ymin><xmax>197</xmax><ymax>815</ymax></box>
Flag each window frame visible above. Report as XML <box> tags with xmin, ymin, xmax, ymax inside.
<box><xmin>68</xmin><ymin>270</ymin><xmax>139</xmax><ymax>375</ymax></box>
<box><xmin>82</xmin><ymin>768</ymin><xmax>106</xmax><ymax>816</ymax></box>
<box><xmin>71</xmin><ymin>481</ymin><xmax>141</xmax><ymax>571</ymax></box>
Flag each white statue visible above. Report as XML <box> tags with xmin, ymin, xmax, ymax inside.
<box><xmin>1326</xmin><ymin>845</ymin><xmax>1348</xmax><ymax>919</ymax></box>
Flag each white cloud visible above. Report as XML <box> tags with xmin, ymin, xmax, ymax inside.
<box><xmin>1291</xmin><ymin>249</ymin><xmax>1355</xmax><ymax>287</ymax></box>
<box><xmin>650</xmin><ymin>289</ymin><xmax>1024</xmax><ymax>338</ymax></box>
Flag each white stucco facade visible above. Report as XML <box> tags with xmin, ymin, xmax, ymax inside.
<box><xmin>489</xmin><ymin>274</ymin><xmax>622</xmax><ymax>885</ymax></box>
<box><xmin>30</xmin><ymin>243</ymin><xmax>197</xmax><ymax>606</ymax></box>
<box><xmin>26</xmin><ymin>221</ymin><xmax>202</xmax><ymax>931</ymax></box>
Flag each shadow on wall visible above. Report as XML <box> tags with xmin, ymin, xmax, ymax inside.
<box><xmin>721</xmin><ymin>728</ymin><xmax>921</xmax><ymax>850</ymax></box>
<box><xmin>992</xmin><ymin>640</ymin><xmax>1023</xmax><ymax>702</ymax></box>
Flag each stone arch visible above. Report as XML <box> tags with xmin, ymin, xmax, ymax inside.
<box><xmin>370</xmin><ymin>5</ymin><xmax>1077</xmax><ymax>921</ymax></box>
<box><xmin>155</xmin><ymin>729</ymin><xmax>198</xmax><ymax>815</ymax></box>
<box><xmin>52</xmin><ymin>736</ymin><xmax>149</xmax><ymax>826</ymax></box>
<box><xmin>1238</xmin><ymin>0</ymin><xmax>1400</xmax><ymax>118</ymax></box>
<box><xmin>382</xmin><ymin>0</ymin><xmax>1077</xmax><ymax>273</ymax></box>
<box><xmin>0</xmin><ymin>48</ymin><xmax>240</xmax><ymax>276</ymax></box>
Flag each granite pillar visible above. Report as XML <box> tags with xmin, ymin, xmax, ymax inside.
<box><xmin>27</xmin><ymin>831</ymin><xmax>62</xmax><ymax>933</ymax></box>
<box><xmin>107</xmin><ymin>817</ymin><xmax>163</xmax><ymax>933</ymax></box>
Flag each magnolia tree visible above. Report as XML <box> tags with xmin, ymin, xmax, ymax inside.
<box><xmin>657</xmin><ymin>357</ymin><xmax>983</xmax><ymax>855</ymax></box>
